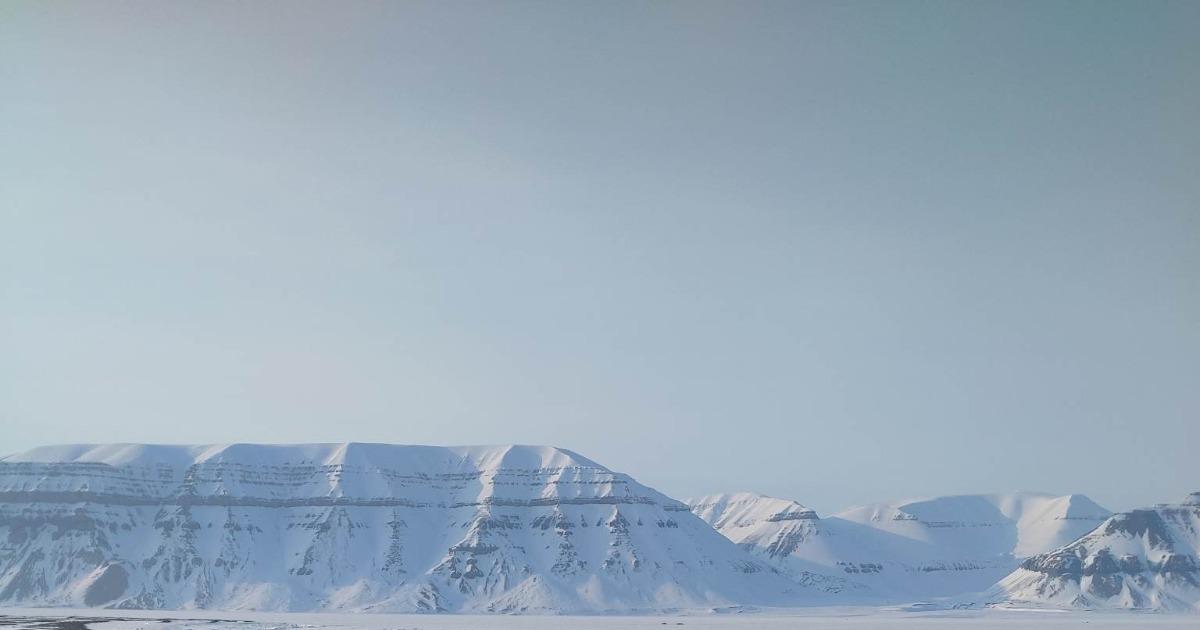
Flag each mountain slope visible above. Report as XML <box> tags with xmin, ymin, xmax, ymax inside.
<box><xmin>0</xmin><ymin>443</ymin><xmax>826</xmax><ymax>613</ymax></box>
<box><xmin>688</xmin><ymin>491</ymin><xmax>1110</xmax><ymax>601</ymax></box>
<box><xmin>989</xmin><ymin>492</ymin><xmax>1200</xmax><ymax>612</ymax></box>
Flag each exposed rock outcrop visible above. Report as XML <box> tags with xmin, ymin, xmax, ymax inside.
<box><xmin>989</xmin><ymin>492</ymin><xmax>1200</xmax><ymax>612</ymax></box>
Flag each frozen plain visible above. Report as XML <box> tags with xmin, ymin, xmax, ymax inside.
<box><xmin>0</xmin><ymin>608</ymin><xmax>1195</xmax><ymax>630</ymax></box>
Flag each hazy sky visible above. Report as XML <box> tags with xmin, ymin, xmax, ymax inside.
<box><xmin>2</xmin><ymin>1</ymin><xmax>1197</xmax><ymax>514</ymax></box>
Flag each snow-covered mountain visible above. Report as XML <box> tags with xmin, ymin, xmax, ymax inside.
<box><xmin>989</xmin><ymin>492</ymin><xmax>1200</xmax><ymax>612</ymax></box>
<box><xmin>687</xmin><ymin>491</ymin><xmax>1111</xmax><ymax>601</ymax></box>
<box><xmin>0</xmin><ymin>443</ymin><xmax>829</xmax><ymax>613</ymax></box>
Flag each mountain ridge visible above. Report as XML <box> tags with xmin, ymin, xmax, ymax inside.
<box><xmin>0</xmin><ymin>442</ymin><xmax>829</xmax><ymax>613</ymax></box>
<box><xmin>988</xmin><ymin>492</ymin><xmax>1200</xmax><ymax>612</ymax></box>
<box><xmin>687</xmin><ymin>490</ymin><xmax>1112</xmax><ymax>601</ymax></box>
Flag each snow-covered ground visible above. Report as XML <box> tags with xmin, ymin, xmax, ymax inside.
<box><xmin>0</xmin><ymin>607</ymin><xmax>1194</xmax><ymax>630</ymax></box>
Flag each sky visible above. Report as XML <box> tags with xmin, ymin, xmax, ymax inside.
<box><xmin>2</xmin><ymin>1</ymin><xmax>1197</xmax><ymax>515</ymax></box>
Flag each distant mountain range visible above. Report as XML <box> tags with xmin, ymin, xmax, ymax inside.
<box><xmin>0</xmin><ymin>443</ymin><xmax>1194</xmax><ymax>613</ymax></box>
<box><xmin>687</xmin><ymin>491</ymin><xmax>1111</xmax><ymax>600</ymax></box>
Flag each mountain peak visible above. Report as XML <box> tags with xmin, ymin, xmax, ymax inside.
<box><xmin>686</xmin><ymin>492</ymin><xmax>819</xmax><ymax>529</ymax></box>
<box><xmin>991</xmin><ymin>496</ymin><xmax>1200</xmax><ymax>611</ymax></box>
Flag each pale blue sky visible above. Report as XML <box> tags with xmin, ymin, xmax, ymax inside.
<box><xmin>2</xmin><ymin>1</ymin><xmax>1197</xmax><ymax>514</ymax></box>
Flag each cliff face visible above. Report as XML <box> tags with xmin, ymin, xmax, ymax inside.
<box><xmin>0</xmin><ymin>443</ymin><xmax>819</xmax><ymax>613</ymax></box>
<box><xmin>990</xmin><ymin>493</ymin><xmax>1200</xmax><ymax>612</ymax></box>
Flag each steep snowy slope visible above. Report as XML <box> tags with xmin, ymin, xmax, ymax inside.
<box><xmin>0</xmin><ymin>443</ymin><xmax>828</xmax><ymax>613</ymax></box>
<box><xmin>689</xmin><ymin>493</ymin><xmax>819</xmax><ymax>530</ymax></box>
<box><xmin>989</xmin><ymin>492</ymin><xmax>1200</xmax><ymax>612</ymax></box>
<box><xmin>688</xmin><ymin>492</ymin><xmax>1110</xmax><ymax>601</ymax></box>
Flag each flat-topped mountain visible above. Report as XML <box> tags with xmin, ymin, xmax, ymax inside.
<box><xmin>0</xmin><ymin>443</ymin><xmax>825</xmax><ymax>613</ymax></box>
<box><xmin>989</xmin><ymin>492</ymin><xmax>1200</xmax><ymax>612</ymax></box>
<box><xmin>687</xmin><ymin>491</ymin><xmax>1110</xmax><ymax>601</ymax></box>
